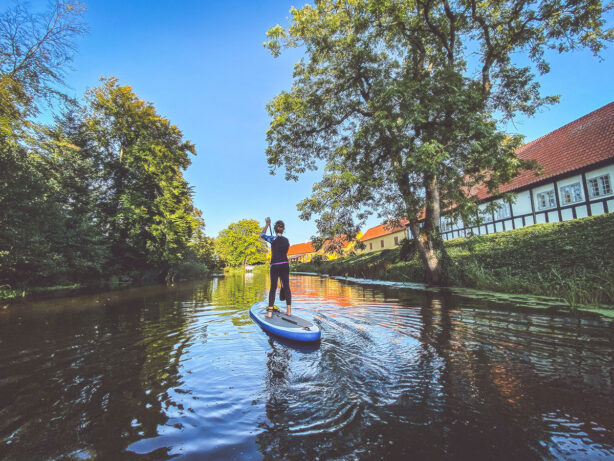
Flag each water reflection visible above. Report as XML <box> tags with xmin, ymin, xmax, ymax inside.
<box><xmin>0</xmin><ymin>274</ymin><xmax>613</xmax><ymax>460</ymax></box>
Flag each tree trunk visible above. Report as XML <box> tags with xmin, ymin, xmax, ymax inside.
<box><xmin>409</xmin><ymin>221</ymin><xmax>442</xmax><ymax>285</ymax></box>
<box><xmin>406</xmin><ymin>174</ymin><xmax>443</xmax><ymax>285</ymax></box>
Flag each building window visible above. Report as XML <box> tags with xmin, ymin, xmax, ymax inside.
<box><xmin>380</xmin><ymin>240</ymin><xmax>384</xmax><ymax>248</ymax></box>
<box><xmin>496</xmin><ymin>203</ymin><xmax>510</xmax><ymax>220</ymax></box>
<box><xmin>480</xmin><ymin>211</ymin><xmax>493</xmax><ymax>223</ymax></box>
<box><xmin>559</xmin><ymin>182</ymin><xmax>583</xmax><ymax>205</ymax></box>
<box><xmin>394</xmin><ymin>236</ymin><xmax>399</xmax><ymax>245</ymax></box>
<box><xmin>369</xmin><ymin>242</ymin><xmax>372</xmax><ymax>250</ymax></box>
<box><xmin>536</xmin><ymin>190</ymin><xmax>556</xmax><ymax>210</ymax></box>
<box><xmin>588</xmin><ymin>174</ymin><xmax>612</xmax><ymax>198</ymax></box>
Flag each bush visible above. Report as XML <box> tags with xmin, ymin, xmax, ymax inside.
<box><xmin>399</xmin><ymin>238</ymin><xmax>416</xmax><ymax>261</ymax></box>
<box><xmin>169</xmin><ymin>261</ymin><xmax>209</xmax><ymax>281</ymax></box>
<box><xmin>310</xmin><ymin>255</ymin><xmax>325</xmax><ymax>265</ymax></box>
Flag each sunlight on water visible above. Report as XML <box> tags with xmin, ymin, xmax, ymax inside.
<box><xmin>1</xmin><ymin>272</ymin><xmax>613</xmax><ymax>460</ymax></box>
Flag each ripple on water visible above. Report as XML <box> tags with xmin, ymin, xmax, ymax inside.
<box><xmin>1</xmin><ymin>274</ymin><xmax>613</xmax><ymax>460</ymax></box>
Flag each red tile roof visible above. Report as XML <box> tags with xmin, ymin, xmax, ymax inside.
<box><xmin>323</xmin><ymin>235</ymin><xmax>353</xmax><ymax>250</ymax></box>
<box><xmin>477</xmin><ymin>101</ymin><xmax>614</xmax><ymax>199</ymax></box>
<box><xmin>360</xmin><ymin>219</ymin><xmax>409</xmax><ymax>241</ymax></box>
<box><xmin>287</xmin><ymin>242</ymin><xmax>315</xmax><ymax>256</ymax></box>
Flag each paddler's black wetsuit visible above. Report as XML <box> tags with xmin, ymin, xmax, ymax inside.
<box><xmin>261</xmin><ymin>233</ymin><xmax>291</xmax><ymax>307</ymax></box>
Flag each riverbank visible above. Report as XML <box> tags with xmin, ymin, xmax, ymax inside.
<box><xmin>0</xmin><ymin>284</ymin><xmax>82</xmax><ymax>302</ymax></box>
<box><xmin>0</xmin><ymin>263</ymin><xmax>216</xmax><ymax>302</ymax></box>
<box><xmin>293</xmin><ymin>213</ymin><xmax>614</xmax><ymax>315</ymax></box>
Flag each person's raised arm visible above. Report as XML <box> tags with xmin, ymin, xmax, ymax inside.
<box><xmin>261</xmin><ymin>217</ymin><xmax>271</xmax><ymax>235</ymax></box>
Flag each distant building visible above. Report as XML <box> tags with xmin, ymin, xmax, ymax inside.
<box><xmin>288</xmin><ymin>242</ymin><xmax>315</xmax><ymax>263</ymax></box>
<box><xmin>359</xmin><ymin>220</ymin><xmax>409</xmax><ymax>253</ymax></box>
<box><xmin>289</xmin><ymin>234</ymin><xmax>360</xmax><ymax>262</ymax></box>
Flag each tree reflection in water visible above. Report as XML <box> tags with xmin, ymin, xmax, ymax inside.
<box><xmin>0</xmin><ymin>281</ymin><xmax>217</xmax><ymax>459</ymax></box>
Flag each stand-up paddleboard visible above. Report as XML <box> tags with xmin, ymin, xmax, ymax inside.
<box><xmin>250</xmin><ymin>302</ymin><xmax>321</xmax><ymax>343</ymax></box>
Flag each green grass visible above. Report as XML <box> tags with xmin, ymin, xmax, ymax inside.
<box><xmin>0</xmin><ymin>284</ymin><xmax>81</xmax><ymax>301</ymax></box>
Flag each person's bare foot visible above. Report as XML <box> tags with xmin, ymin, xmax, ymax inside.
<box><xmin>285</xmin><ymin>306</ymin><xmax>291</xmax><ymax>316</ymax></box>
<box><xmin>266</xmin><ymin>307</ymin><xmax>274</xmax><ymax>318</ymax></box>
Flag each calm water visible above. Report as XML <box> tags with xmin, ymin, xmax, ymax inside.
<box><xmin>1</xmin><ymin>272</ymin><xmax>613</xmax><ymax>460</ymax></box>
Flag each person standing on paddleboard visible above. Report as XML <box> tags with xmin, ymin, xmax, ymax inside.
<box><xmin>260</xmin><ymin>217</ymin><xmax>291</xmax><ymax>318</ymax></box>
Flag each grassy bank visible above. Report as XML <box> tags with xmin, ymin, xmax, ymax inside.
<box><xmin>0</xmin><ymin>284</ymin><xmax>82</xmax><ymax>301</ymax></box>
<box><xmin>294</xmin><ymin>213</ymin><xmax>614</xmax><ymax>310</ymax></box>
<box><xmin>0</xmin><ymin>262</ymin><xmax>215</xmax><ymax>302</ymax></box>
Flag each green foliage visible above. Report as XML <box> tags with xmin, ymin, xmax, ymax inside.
<box><xmin>168</xmin><ymin>261</ymin><xmax>209</xmax><ymax>282</ymax></box>
<box><xmin>310</xmin><ymin>255</ymin><xmax>325</xmax><ymax>265</ymax></box>
<box><xmin>215</xmin><ymin>220</ymin><xmax>268</xmax><ymax>267</ymax></box>
<box><xmin>399</xmin><ymin>238</ymin><xmax>415</xmax><ymax>261</ymax></box>
<box><xmin>188</xmin><ymin>226</ymin><xmax>218</xmax><ymax>269</ymax></box>
<box><xmin>295</xmin><ymin>214</ymin><xmax>614</xmax><ymax>307</ymax></box>
<box><xmin>0</xmin><ymin>2</ymin><xmax>86</xmax><ymax>126</ymax></box>
<box><xmin>444</xmin><ymin>215</ymin><xmax>614</xmax><ymax>275</ymax></box>
<box><xmin>0</xmin><ymin>3</ymin><xmax>210</xmax><ymax>289</ymax></box>
<box><xmin>83</xmin><ymin>77</ymin><xmax>202</xmax><ymax>276</ymax></box>
<box><xmin>265</xmin><ymin>0</ymin><xmax>613</xmax><ymax>283</ymax></box>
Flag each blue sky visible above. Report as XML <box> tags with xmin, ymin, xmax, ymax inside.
<box><xmin>52</xmin><ymin>0</ymin><xmax>614</xmax><ymax>244</ymax></box>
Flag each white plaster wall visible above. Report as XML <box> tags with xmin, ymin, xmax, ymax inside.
<box><xmin>557</xmin><ymin>174</ymin><xmax>583</xmax><ymax>190</ymax></box>
<box><xmin>511</xmin><ymin>190</ymin><xmax>532</xmax><ymax>216</ymax></box>
<box><xmin>590</xmin><ymin>202</ymin><xmax>605</xmax><ymax>216</ymax></box>
<box><xmin>561</xmin><ymin>208</ymin><xmax>574</xmax><ymax>221</ymax></box>
<box><xmin>536</xmin><ymin>212</ymin><xmax>547</xmax><ymax>224</ymax></box>
<box><xmin>576</xmin><ymin>205</ymin><xmax>589</xmax><ymax>218</ymax></box>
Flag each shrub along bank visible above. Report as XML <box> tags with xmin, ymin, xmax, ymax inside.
<box><xmin>294</xmin><ymin>213</ymin><xmax>614</xmax><ymax>309</ymax></box>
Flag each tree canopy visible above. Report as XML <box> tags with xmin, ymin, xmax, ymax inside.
<box><xmin>0</xmin><ymin>2</ymin><xmax>210</xmax><ymax>287</ymax></box>
<box><xmin>265</xmin><ymin>0</ymin><xmax>613</xmax><ymax>283</ymax></box>
<box><xmin>215</xmin><ymin>220</ymin><xmax>269</xmax><ymax>267</ymax></box>
<box><xmin>83</xmin><ymin>77</ymin><xmax>202</xmax><ymax>273</ymax></box>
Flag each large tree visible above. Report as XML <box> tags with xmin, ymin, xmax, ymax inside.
<box><xmin>0</xmin><ymin>1</ymin><xmax>87</xmax><ymax>285</ymax></box>
<box><xmin>265</xmin><ymin>0</ymin><xmax>613</xmax><ymax>284</ymax></box>
<box><xmin>215</xmin><ymin>220</ymin><xmax>268</xmax><ymax>268</ymax></box>
<box><xmin>83</xmin><ymin>77</ymin><xmax>203</xmax><ymax>276</ymax></box>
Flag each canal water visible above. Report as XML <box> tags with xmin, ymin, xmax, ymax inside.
<box><xmin>1</xmin><ymin>272</ymin><xmax>613</xmax><ymax>460</ymax></box>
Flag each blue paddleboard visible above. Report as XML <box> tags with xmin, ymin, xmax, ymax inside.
<box><xmin>249</xmin><ymin>302</ymin><xmax>321</xmax><ymax>343</ymax></box>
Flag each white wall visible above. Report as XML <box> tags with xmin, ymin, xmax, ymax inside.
<box><xmin>512</xmin><ymin>190</ymin><xmax>532</xmax><ymax>216</ymax></box>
